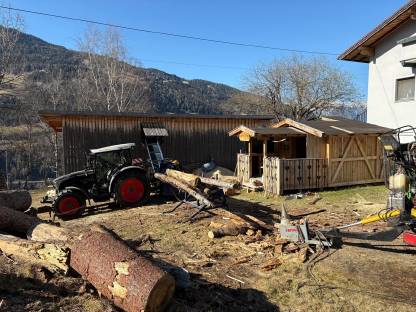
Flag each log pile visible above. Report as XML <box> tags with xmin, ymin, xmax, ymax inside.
<box><xmin>0</xmin><ymin>195</ymin><xmax>175</xmax><ymax>312</ymax></box>
<box><xmin>0</xmin><ymin>190</ymin><xmax>32</xmax><ymax>211</ymax></box>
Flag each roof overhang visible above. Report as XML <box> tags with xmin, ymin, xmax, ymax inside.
<box><xmin>89</xmin><ymin>143</ymin><xmax>136</xmax><ymax>154</ymax></box>
<box><xmin>229</xmin><ymin>124</ymin><xmax>307</xmax><ymax>141</ymax></box>
<box><xmin>272</xmin><ymin>119</ymin><xmax>324</xmax><ymax>137</ymax></box>
<box><xmin>39</xmin><ymin>110</ymin><xmax>274</xmax><ymax>133</ymax></box>
<box><xmin>401</xmin><ymin>58</ymin><xmax>416</xmax><ymax>67</ymax></box>
<box><xmin>339</xmin><ymin>0</ymin><xmax>416</xmax><ymax>62</ymax></box>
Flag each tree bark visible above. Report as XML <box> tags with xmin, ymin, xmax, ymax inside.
<box><xmin>212</xmin><ymin>208</ymin><xmax>274</xmax><ymax>232</ymax></box>
<box><xmin>199</xmin><ymin>177</ymin><xmax>239</xmax><ymax>189</ymax></box>
<box><xmin>208</xmin><ymin>223</ymin><xmax>250</xmax><ymax>239</ymax></box>
<box><xmin>0</xmin><ymin>190</ymin><xmax>32</xmax><ymax>211</ymax></box>
<box><xmin>0</xmin><ymin>205</ymin><xmax>40</xmax><ymax>237</ymax></box>
<box><xmin>70</xmin><ymin>225</ymin><xmax>175</xmax><ymax>312</ymax></box>
<box><xmin>0</xmin><ymin>234</ymin><xmax>69</xmax><ymax>274</ymax></box>
<box><xmin>165</xmin><ymin>169</ymin><xmax>201</xmax><ymax>188</ymax></box>
<box><xmin>154</xmin><ymin>173</ymin><xmax>214</xmax><ymax>208</ymax></box>
<box><xmin>0</xmin><ymin>207</ymin><xmax>175</xmax><ymax>312</ymax></box>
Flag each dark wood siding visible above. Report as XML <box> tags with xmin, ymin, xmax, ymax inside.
<box><xmin>62</xmin><ymin>115</ymin><xmax>269</xmax><ymax>173</ymax></box>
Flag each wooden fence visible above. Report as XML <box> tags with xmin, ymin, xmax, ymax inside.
<box><xmin>237</xmin><ymin>153</ymin><xmax>251</xmax><ymax>183</ymax></box>
<box><xmin>237</xmin><ymin>154</ymin><xmax>330</xmax><ymax>195</ymax></box>
<box><xmin>278</xmin><ymin>158</ymin><xmax>329</xmax><ymax>193</ymax></box>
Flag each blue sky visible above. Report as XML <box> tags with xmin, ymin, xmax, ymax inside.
<box><xmin>4</xmin><ymin>0</ymin><xmax>409</xmax><ymax>97</ymax></box>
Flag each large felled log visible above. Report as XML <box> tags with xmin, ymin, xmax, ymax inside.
<box><xmin>199</xmin><ymin>177</ymin><xmax>239</xmax><ymax>189</ymax></box>
<box><xmin>165</xmin><ymin>169</ymin><xmax>201</xmax><ymax>187</ymax></box>
<box><xmin>0</xmin><ymin>234</ymin><xmax>69</xmax><ymax>274</ymax></box>
<box><xmin>208</xmin><ymin>223</ymin><xmax>250</xmax><ymax>239</ymax></box>
<box><xmin>154</xmin><ymin>173</ymin><xmax>214</xmax><ymax>208</ymax></box>
<box><xmin>212</xmin><ymin>208</ymin><xmax>274</xmax><ymax>232</ymax></box>
<box><xmin>0</xmin><ymin>205</ymin><xmax>40</xmax><ymax>236</ymax></box>
<box><xmin>0</xmin><ymin>190</ymin><xmax>32</xmax><ymax>211</ymax></box>
<box><xmin>70</xmin><ymin>225</ymin><xmax>175</xmax><ymax>312</ymax></box>
<box><xmin>0</xmin><ymin>207</ymin><xmax>175</xmax><ymax>312</ymax></box>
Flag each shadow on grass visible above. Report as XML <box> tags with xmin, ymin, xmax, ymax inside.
<box><xmin>148</xmin><ymin>257</ymin><xmax>279</xmax><ymax>312</ymax></box>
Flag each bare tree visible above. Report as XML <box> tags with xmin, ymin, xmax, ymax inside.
<box><xmin>245</xmin><ymin>55</ymin><xmax>360</xmax><ymax>121</ymax></box>
<box><xmin>76</xmin><ymin>26</ymin><xmax>148</xmax><ymax>112</ymax></box>
<box><xmin>0</xmin><ymin>4</ymin><xmax>24</xmax><ymax>89</ymax></box>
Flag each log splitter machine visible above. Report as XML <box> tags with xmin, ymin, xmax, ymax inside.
<box><xmin>279</xmin><ymin>126</ymin><xmax>416</xmax><ymax>247</ymax></box>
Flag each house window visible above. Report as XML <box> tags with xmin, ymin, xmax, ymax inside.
<box><xmin>396</xmin><ymin>77</ymin><xmax>415</xmax><ymax>101</ymax></box>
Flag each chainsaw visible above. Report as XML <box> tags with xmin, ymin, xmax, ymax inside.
<box><xmin>279</xmin><ymin>125</ymin><xmax>416</xmax><ymax>248</ymax></box>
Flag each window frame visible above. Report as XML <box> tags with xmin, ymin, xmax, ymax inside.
<box><xmin>395</xmin><ymin>75</ymin><xmax>415</xmax><ymax>102</ymax></box>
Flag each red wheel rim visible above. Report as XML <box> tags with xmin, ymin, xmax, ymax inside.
<box><xmin>120</xmin><ymin>178</ymin><xmax>145</xmax><ymax>203</ymax></box>
<box><xmin>58</xmin><ymin>196</ymin><xmax>81</xmax><ymax>215</ymax></box>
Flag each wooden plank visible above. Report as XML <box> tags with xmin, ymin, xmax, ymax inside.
<box><xmin>330</xmin><ymin>136</ymin><xmax>354</xmax><ymax>184</ymax></box>
<box><xmin>354</xmin><ymin>136</ymin><xmax>376</xmax><ymax>180</ymax></box>
<box><xmin>272</xmin><ymin>119</ymin><xmax>324</xmax><ymax>137</ymax></box>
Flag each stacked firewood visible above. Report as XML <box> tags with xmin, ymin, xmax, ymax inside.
<box><xmin>0</xmin><ymin>191</ymin><xmax>175</xmax><ymax>312</ymax></box>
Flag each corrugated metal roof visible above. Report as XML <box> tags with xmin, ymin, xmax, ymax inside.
<box><xmin>141</xmin><ymin>123</ymin><xmax>169</xmax><ymax>137</ymax></box>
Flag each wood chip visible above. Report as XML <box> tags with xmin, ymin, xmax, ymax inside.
<box><xmin>284</xmin><ymin>243</ymin><xmax>300</xmax><ymax>253</ymax></box>
<box><xmin>261</xmin><ymin>257</ymin><xmax>283</xmax><ymax>271</ymax></box>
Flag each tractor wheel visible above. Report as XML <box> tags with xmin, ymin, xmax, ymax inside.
<box><xmin>53</xmin><ymin>189</ymin><xmax>86</xmax><ymax>220</ymax></box>
<box><xmin>114</xmin><ymin>172</ymin><xmax>149</xmax><ymax>207</ymax></box>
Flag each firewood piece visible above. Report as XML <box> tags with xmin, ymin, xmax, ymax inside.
<box><xmin>208</xmin><ymin>223</ymin><xmax>250</xmax><ymax>239</ymax></box>
<box><xmin>209</xmin><ymin>221</ymin><xmax>225</xmax><ymax>229</ymax></box>
<box><xmin>165</xmin><ymin>169</ymin><xmax>201</xmax><ymax>187</ymax></box>
<box><xmin>261</xmin><ymin>257</ymin><xmax>283</xmax><ymax>271</ymax></box>
<box><xmin>70</xmin><ymin>225</ymin><xmax>175</xmax><ymax>312</ymax></box>
<box><xmin>0</xmin><ymin>190</ymin><xmax>32</xmax><ymax>211</ymax></box>
<box><xmin>0</xmin><ymin>234</ymin><xmax>69</xmax><ymax>274</ymax></box>
<box><xmin>309</xmin><ymin>196</ymin><xmax>322</xmax><ymax>205</ymax></box>
<box><xmin>154</xmin><ymin>173</ymin><xmax>214</xmax><ymax>208</ymax></box>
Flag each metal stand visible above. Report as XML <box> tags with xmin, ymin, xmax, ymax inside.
<box><xmin>162</xmin><ymin>191</ymin><xmax>213</xmax><ymax>221</ymax></box>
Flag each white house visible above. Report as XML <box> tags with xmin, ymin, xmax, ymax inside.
<box><xmin>339</xmin><ymin>0</ymin><xmax>416</xmax><ymax>140</ymax></box>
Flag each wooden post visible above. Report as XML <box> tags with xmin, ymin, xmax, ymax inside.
<box><xmin>276</xmin><ymin>159</ymin><xmax>282</xmax><ymax>195</ymax></box>
<box><xmin>325</xmin><ymin>137</ymin><xmax>331</xmax><ymax>186</ymax></box>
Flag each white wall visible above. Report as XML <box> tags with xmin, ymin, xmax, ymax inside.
<box><xmin>368</xmin><ymin>20</ymin><xmax>416</xmax><ymax>141</ymax></box>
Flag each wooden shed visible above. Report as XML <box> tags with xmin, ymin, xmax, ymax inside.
<box><xmin>39</xmin><ymin>111</ymin><xmax>273</xmax><ymax>173</ymax></box>
<box><xmin>229</xmin><ymin>116</ymin><xmax>391</xmax><ymax>195</ymax></box>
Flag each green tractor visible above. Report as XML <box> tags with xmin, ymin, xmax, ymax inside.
<box><xmin>43</xmin><ymin>143</ymin><xmax>150</xmax><ymax>219</ymax></box>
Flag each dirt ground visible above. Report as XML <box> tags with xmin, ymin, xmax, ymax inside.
<box><xmin>1</xmin><ymin>185</ymin><xmax>416</xmax><ymax>311</ymax></box>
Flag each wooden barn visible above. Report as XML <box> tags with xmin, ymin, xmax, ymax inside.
<box><xmin>39</xmin><ymin>111</ymin><xmax>273</xmax><ymax>173</ymax></box>
<box><xmin>229</xmin><ymin>116</ymin><xmax>391</xmax><ymax>195</ymax></box>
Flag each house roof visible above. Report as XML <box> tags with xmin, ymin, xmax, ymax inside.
<box><xmin>339</xmin><ymin>0</ymin><xmax>416</xmax><ymax>62</ymax></box>
<box><xmin>230</xmin><ymin>116</ymin><xmax>391</xmax><ymax>139</ymax></box>
<box><xmin>272</xmin><ymin>117</ymin><xmax>391</xmax><ymax>137</ymax></box>
<box><xmin>39</xmin><ymin>110</ymin><xmax>274</xmax><ymax>132</ymax></box>
<box><xmin>229</xmin><ymin>125</ymin><xmax>306</xmax><ymax>137</ymax></box>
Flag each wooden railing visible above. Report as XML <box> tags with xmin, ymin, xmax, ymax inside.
<box><xmin>264</xmin><ymin>157</ymin><xmax>329</xmax><ymax>195</ymax></box>
<box><xmin>237</xmin><ymin>154</ymin><xmax>329</xmax><ymax>194</ymax></box>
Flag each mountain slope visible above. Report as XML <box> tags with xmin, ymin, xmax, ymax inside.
<box><xmin>10</xmin><ymin>29</ymin><xmax>260</xmax><ymax>115</ymax></box>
